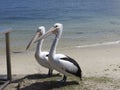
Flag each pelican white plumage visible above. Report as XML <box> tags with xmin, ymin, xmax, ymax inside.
<box><xmin>36</xmin><ymin>23</ymin><xmax>82</xmax><ymax>82</ymax></box>
<box><xmin>26</xmin><ymin>26</ymin><xmax>53</xmax><ymax>76</ymax></box>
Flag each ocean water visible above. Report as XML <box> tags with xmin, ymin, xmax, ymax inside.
<box><xmin>1</xmin><ymin>0</ymin><xmax>120</xmax><ymax>52</ymax></box>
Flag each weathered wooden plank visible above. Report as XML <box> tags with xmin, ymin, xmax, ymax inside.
<box><xmin>0</xmin><ymin>28</ymin><xmax>12</xmax><ymax>90</ymax></box>
<box><xmin>5</xmin><ymin>33</ymin><xmax>12</xmax><ymax>81</ymax></box>
<box><xmin>0</xmin><ymin>81</ymin><xmax>10</xmax><ymax>90</ymax></box>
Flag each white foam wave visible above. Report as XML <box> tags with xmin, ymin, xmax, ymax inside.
<box><xmin>76</xmin><ymin>40</ymin><xmax>120</xmax><ymax>48</ymax></box>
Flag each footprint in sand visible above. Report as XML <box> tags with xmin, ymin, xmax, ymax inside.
<box><xmin>104</xmin><ymin>69</ymin><xmax>109</xmax><ymax>72</ymax></box>
<box><xmin>112</xmin><ymin>69</ymin><xmax>117</xmax><ymax>71</ymax></box>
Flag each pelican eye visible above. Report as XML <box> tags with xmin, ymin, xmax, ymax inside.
<box><xmin>46</xmin><ymin>54</ymin><xmax>49</xmax><ymax>57</ymax></box>
<box><xmin>54</xmin><ymin>25</ymin><xmax>58</xmax><ymax>28</ymax></box>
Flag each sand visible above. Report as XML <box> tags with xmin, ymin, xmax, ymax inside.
<box><xmin>1</xmin><ymin>44</ymin><xmax>120</xmax><ymax>90</ymax></box>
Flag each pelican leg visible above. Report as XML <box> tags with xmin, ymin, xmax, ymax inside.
<box><xmin>48</xmin><ymin>69</ymin><xmax>53</xmax><ymax>76</ymax></box>
<box><xmin>61</xmin><ymin>75</ymin><xmax>67</xmax><ymax>82</ymax></box>
<box><xmin>57</xmin><ymin>75</ymin><xmax>67</xmax><ymax>82</ymax></box>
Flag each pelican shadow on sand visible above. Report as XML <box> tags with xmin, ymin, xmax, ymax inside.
<box><xmin>11</xmin><ymin>73</ymin><xmax>79</xmax><ymax>90</ymax></box>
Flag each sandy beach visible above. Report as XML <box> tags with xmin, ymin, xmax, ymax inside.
<box><xmin>1</xmin><ymin>0</ymin><xmax>120</xmax><ymax>90</ymax></box>
<box><xmin>1</xmin><ymin>44</ymin><xmax>120</xmax><ymax>90</ymax></box>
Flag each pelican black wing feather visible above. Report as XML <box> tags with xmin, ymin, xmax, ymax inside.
<box><xmin>60</xmin><ymin>55</ymin><xmax>82</xmax><ymax>79</ymax></box>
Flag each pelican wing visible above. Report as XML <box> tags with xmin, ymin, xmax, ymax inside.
<box><xmin>59</xmin><ymin>55</ymin><xmax>82</xmax><ymax>77</ymax></box>
<box><xmin>61</xmin><ymin>56</ymin><xmax>80</xmax><ymax>69</ymax></box>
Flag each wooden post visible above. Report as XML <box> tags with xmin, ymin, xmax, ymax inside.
<box><xmin>5</xmin><ymin>33</ymin><xmax>12</xmax><ymax>81</ymax></box>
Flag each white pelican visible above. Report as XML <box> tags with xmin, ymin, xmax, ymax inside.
<box><xmin>36</xmin><ymin>23</ymin><xmax>82</xmax><ymax>82</ymax></box>
<box><xmin>26</xmin><ymin>26</ymin><xmax>53</xmax><ymax>76</ymax></box>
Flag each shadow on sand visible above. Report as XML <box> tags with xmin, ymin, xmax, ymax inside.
<box><xmin>12</xmin><ymin>73</ymin><xmax>79</xmax><ymax>90</ymax></box>
<box><xmin>20</xmin><ymin>80</ymin><xmax>79</xmax><ymax>90</ymax></box>
<box><xmin>13</xmin><ymin>73</ymin><xmax>61</xmax><ymax>83</ymax></box>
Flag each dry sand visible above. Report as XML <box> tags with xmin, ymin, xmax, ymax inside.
<box><xmin>1</xmin><ymin>44</ymin><xmax>120</xmax><ymax>90</ymax></box>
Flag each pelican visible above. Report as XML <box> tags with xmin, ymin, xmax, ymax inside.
<box><xmin>26</xmin><ymin>26</ymin><xmax>53</xmax><ymax>76</ymax></box>
<box><xmin>36</xmin><ymin>23</ymin><xmax>82</xmax><ymax>82</ymax></box>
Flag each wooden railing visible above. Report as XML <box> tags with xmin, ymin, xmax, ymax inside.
<box><xmin>0</xmin><ymin>28</ymin><xmax>12</xmax><ymax>90</ymax></box>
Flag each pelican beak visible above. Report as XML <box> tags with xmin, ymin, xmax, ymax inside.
<box><xmin>35</xmin><ymin>27</ymin><xmax>56</xmax><ymax>42</ymax></box>
<box><xmin>26</xmin><ymin>31</ymin><xmax>41</xmax><ymax>50</ymax></box>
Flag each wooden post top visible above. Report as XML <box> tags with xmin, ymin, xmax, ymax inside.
<box><xmin>0</xmin><ymin>28</ymin><xmax>12</xmax><ymax>34</ymax></box>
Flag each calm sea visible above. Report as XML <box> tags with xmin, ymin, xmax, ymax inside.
<box><xmin>1</xmin><ymin>0</ymin><xmax>120</xmax><ymax>52</ymax></box>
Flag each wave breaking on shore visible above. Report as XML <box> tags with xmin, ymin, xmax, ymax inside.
<box><xmin>76</xmin><ymin>40</ymin><xmax>120</xmax><ymax>48</ymax></box>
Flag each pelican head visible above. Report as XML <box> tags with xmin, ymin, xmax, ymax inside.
<box><xmin>36</xmin><ymin>23</ymin><xmax>63</xmax><ymax>42</ymax></box>
<box><xmin>37</xmin><ymin>26</ymin><xmax>45</xmax><ymax>34</ymax></box>
<box><xmin>53</xmin><ymin>23</ymin><xmax>63</xmax><ymax>37</ymax></box>
<box><xmin>26</xmin><ymin>26</ymin><xmax>45</xmax><ymax>50</ymax></box>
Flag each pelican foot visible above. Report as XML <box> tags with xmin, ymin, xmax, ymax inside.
<box><xmin>48</xmin><ymin>73</ymin><xmax>52</xmax><ymax>76</ymax></box>
<box><xmin>57</xmin><ymin>79</ymin><xmax>66</xmax><ymax>83</ymax></box>
<box><xmin>57</xmin><ymin>75</ymin><xmax>67</xmax><ymax>83</ymax></box>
